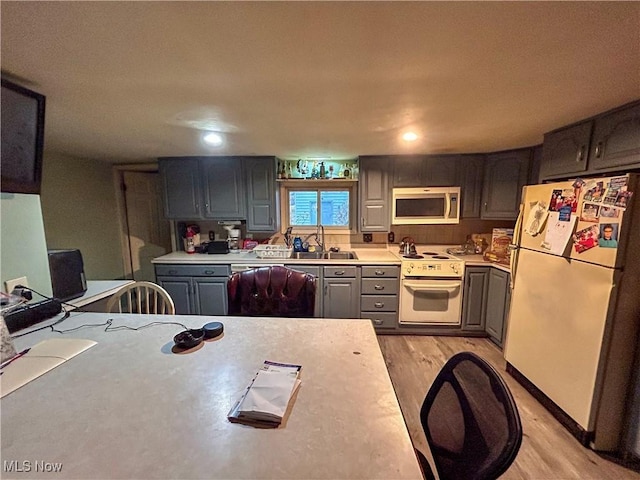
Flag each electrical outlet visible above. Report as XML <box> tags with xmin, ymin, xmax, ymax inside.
<box><xmin>363</xmin><ymin>233</ymin><xmax>373</xmax><ymax>243</ymax></box>
<box><xmin>5</xmin><ymin>276</ymin><xmax>28</xmax><ymax>293</ymax></box>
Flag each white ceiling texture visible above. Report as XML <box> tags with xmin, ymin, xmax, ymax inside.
<box><xmin>1</xmin><ymin>1</ymin><xmax>639</xmax><ymax>163</ymax></box>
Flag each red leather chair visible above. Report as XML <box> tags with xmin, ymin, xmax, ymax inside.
<box><xmin>227</xmin><ymin>266</ymin><xmax>316</xmax><ymax>317</ymax></box>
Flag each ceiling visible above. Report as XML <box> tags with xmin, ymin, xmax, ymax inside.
<box><xmin>1</xmin><ymin>1</ymin><xmax>639</xmax><ymax>164</ymax></box>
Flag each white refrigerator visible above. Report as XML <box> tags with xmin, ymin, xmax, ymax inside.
<box><xmin>504</xmin><ymin>173</ymin><xmax>640</xmax><ymax>452</ymax></box>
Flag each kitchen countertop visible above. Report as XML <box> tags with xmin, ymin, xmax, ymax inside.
<box><xmin>152</xmin><ymin>247</ymin><xmax>510</xmax><ymax>272</ymax></box>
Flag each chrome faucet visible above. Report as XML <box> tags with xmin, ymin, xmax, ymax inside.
<box><xmin>303</xmin><ymin>224</ymin><xmax>325</xmax><ymax>251</ymax></box>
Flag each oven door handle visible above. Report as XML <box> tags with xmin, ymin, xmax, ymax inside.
<box><xmin>403</xmin><ymin>281</ymin><xmax>460</xmax><ymax>292</ymax></box>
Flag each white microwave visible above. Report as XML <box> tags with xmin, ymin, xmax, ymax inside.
<box><xmin>391</xmin><ymin>186</ymin><xmax>461</xmax><ymax>225</ymax></box>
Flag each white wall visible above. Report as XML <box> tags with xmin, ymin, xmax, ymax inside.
<box><xmin>40</xmin><ymin>153</ymin><xmax>125</xmax><ymax>280</ymax></box>
<box><xmin>0</xmin><ymin>193</ymin><xmax>53</xmax><ymax>297</ymax></box>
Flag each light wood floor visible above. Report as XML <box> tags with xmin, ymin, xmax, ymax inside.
<box><xmin>378</xmin><ymin>334</ymin><xmax>640</xmax><ymax>480</ymax></box>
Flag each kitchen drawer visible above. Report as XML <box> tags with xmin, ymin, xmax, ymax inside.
<box><xmin>361</xmin><ymin>278</ymin><xmax>399</xmax><ymax>295</ymax></box>
<box><xmin>284</xmin><ymin>265</ymin><xmax>321</xmax><ymax>278</ymax></box>
<box><xmin>361</xmin><ymin>312</ymin><xmax>397</xmax><ymax>329</ymax></box>
<box><xmin>154</xmin><ymin>264</ymin><xmax>230</xmax><ymax>277</ymax></box>
<box><xmin>361</xmin><ymin>295</ymin><xmax>398</xmax><ymax>312</ymax></box>
<box><xmin>324</xmin><ymin>266</ymin><xmax>358</xmax><ymax>278</ymax></box>
<box><xmin>361</xmin><ymin>266</ymin><xmax>399</xmax><ymax>278</ymax></box>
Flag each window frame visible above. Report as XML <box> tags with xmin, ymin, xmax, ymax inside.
<box><xmin>279</xmin><ymin>181</ymin><xmax>358</xmax><ymax>234</ymax></box>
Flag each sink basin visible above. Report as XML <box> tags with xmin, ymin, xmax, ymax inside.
<box><xmin>291</xmin><ymin>251</ymin><xmax>358</xmax><ymax>260</ymax></box>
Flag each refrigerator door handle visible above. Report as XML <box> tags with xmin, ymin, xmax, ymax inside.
<box><xmin>509</xmin><ymin>202</ymin><xmax>525</xmax><ymax>289</ymax></box>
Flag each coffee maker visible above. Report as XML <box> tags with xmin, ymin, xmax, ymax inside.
<box><xmin>222</xmin><ymin>223</ymin><xmax>241</xmax><ymax>252</ymax></box>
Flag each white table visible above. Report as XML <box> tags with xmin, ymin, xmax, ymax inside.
<box><xmin>1</xmin><ymin>313</ymin><xmax>423</xmax><ymax>479</ymax></box>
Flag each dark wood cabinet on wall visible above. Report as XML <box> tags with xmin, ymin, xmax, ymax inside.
<box><xmin>458</xmin><ymin>155</ymin><xmax>484</xmax><ymax>218</ymax></box>
<box><xmin>540</xmin><ymin>100</ymin><xmax>640</xmax><ymax>181</ymax></box>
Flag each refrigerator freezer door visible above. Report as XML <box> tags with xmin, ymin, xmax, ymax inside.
<box><xmin>504</xmin><ymin>248</ymin><xmax>614</xmax><ymax>431</ymax></box>
<box><xmin>518</xmin><ymin>179</ymin><xmax>625</xmax><ymax>268</ymax></box>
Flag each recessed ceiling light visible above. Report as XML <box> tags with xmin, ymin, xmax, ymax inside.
<box><xmin>203</xmin><ymin>132</ymin><xmax>223</xmax><ymax>146</ymax></box>
<box><xmin>402</xmin><ymin>132</ymin><xmax>419</xmax><ymax>142</ymax></box>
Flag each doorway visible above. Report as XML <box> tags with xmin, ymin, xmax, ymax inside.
<box><xmin>117</xmin><ymin>170</ymin><xmax>171</xmax><ymax>281</ymax></box>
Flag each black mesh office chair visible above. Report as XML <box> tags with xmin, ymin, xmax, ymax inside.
<box><xmin>416</xmin><ymin>352</ymin><xmax>522</xmax><ymax>480</ymax></box>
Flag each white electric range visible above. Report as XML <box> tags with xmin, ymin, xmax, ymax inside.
<box><xmin>396</xmin><ymin>247</ymin><xmax>465</xmax><ymax>325</ymax></box>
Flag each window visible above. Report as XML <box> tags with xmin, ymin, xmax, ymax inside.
<box><xmin>281</xmin><ymin>183</ymin><xmax>356</xmax><ymax>231</ymax></box>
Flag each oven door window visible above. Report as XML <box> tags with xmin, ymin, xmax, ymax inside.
<box><xmin>399</xmin><ymin>279</ymin><xmax>462</xmax><ymax>325</ymax></box>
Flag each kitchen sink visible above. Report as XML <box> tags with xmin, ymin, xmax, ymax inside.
<box><xmin>291</xmin><ymin>251</ymin><xmax>358</xmax><ymax>260</ymax></box>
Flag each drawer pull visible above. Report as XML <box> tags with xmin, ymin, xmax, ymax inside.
<box><xmin>374</xmin><ymin>270</ymin><xmax>385</xmax><ymax>276</ymax></box>
<box><xmin>204</xmin><ymin>270</ymin><xmax>216</xmax><ymax>275</ymax></box>
<box><xmin>374</xmin><ymin>285</ymin><xmax>384</xmax><ymax>290</ymax></box>
<box><xmin>374</xmin><ymin>302</ymin><xmax>384</xmax><ymax>308</ymax></box>
<box><xmin>373</xmin><ymin>319</ymin><xmax>383</xmax><ymax>326</ymax></box>
<box><xmin>334</xmin><ymin>270</ymin><xmax>345</xmax><ymax>276</ymax></box>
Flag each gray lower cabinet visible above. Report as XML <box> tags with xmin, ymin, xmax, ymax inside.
<box><xmin>359</xmin><ymin>156</ymin><xmax>390</xmax><ymax>232</ymax></box>
<box><xmin>284</xmin><ymin>264</ymin><xmax>322</xmax><ymax>317</ymax></box>
<box><xmin>481</xmin><ymin>149</ymin><xmax>530</xmax><ymax>220</ymax></box>
<box><xmin>155</xmin><ymin>264</ymin><xmax>230</xmax><ymax>315</ymax></box>
<box><xmin>461</xmin><ymin>267</ymin><xmax>490</xmax><ymax>332</ymax></box>
<box><xmin>323</xmin><ymin>266</ymin><xmax>360</xmax><ymax>318</ymax></box>
<box><xmin>485</xmin><ymin>268</ymin><xmax>511</xmax><ymax>347</ymax></box>
<box><xmin>360</xmin><ymin>266</ymin><xmax>399</xmax><ymax>331</ymax></box>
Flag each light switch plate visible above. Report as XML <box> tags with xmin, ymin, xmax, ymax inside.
<box><xmin>5</xmin><ymin>276</ymin><xmax>28</xmax><ymax>293</ymax></box>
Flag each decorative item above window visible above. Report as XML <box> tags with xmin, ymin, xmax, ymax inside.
<box><xmin>277</xmin><ymin>158</ymin><xmax>359</xmax><ymax>181</ymax></box>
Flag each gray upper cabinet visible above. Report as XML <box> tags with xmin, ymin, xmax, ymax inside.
<box><xmin>481</xmin><ymin>149</ymin><xmax>530</xmax><ymax>220</ymax></box>
<box><xmin>459</xmin><ymin>154</ymin><xmax>485</xmax><ymax>218</ymax></box>
<box><xmin>424</xmin><ymin>156</ymin><xmax>459</xmax><ymax>186</ymax></box>
<box><xmin>359</xmin><ymin>156</ymin><xmax>390</xmax><ymax>232</ymax></box>
<box><xmin>589</xmin><ymin>101</ymin><xmax>640</xmax><ymax>171</ymax></box>
<box><xmin>540</xmin><ymin>121</ymin><xmax>593</xmax><ymax>179</ymax></box>
<box><xmin>244</xmin><ymin>157</ymin><xmax>277</xmax><ymax>231</ymax></box>
<box><xmin>201</xmin><ymin>157</ymin><xmax>246</xmax><ymax>220</ymax></box>
<box><xmin>392</xmin><ymin>156</ymin><xmax>425</xmax><ymax>186</ymax></box>
<box><xmin>160</xmin><ymin>158</ymin><xmax>202</xmax><ymax>219</ymax></box>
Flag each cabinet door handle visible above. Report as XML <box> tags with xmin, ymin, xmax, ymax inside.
<box><xmin>374</xmin><ymin>270</ymin><xmax>385</xmax><ymax>276</ymax></box>
<box><xmin>594</xmin><ymin>142</ymin><xmax>603</xmax><ymax>158</ymax></box>
<box><xmin>484</xmin><ymin>202</ymin><xmax>488</xmax><ymax>211</ymax></box>
<box><xmin>576</xmin><ymin>145</ymin><xmax>585</xmax><ymax>162</ymax></box>
<box><xmin>334</xmin><ymin>270</ymin><xmax>345</xmax><ymax>276</ymax></box>
<box><xmin>361</xmin><ymin>217</ymin><xmax>365</xmax><ymax>227</ymax></box>
<box><xmin>374</xmin><ymin>302</ymin><xmax>384</xmax><ymax>308</ymax></box>
<box><xmin>374</xmin><ymin>285</ymin><xmax>384</xmax><ymax>290</ymax></box>
<box><xmin>269</xmin><ymin>217</ymin><xmax>273</xmax><ymax>225</ymax></box>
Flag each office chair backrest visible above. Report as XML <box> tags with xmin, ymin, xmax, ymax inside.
<box><xmin>419</xmin><ymin>351</ymin><xmax>522</xmax><ymax>480</ymax></box>
<box><xmin>227</xmin><ymin>266</ymin><xmax>316</xmax><ymax>317</ymax></box>
<box><xmin>106</xmin><ymin>281</ymin><xmax>176</xmax><ymax>315</ymax></box>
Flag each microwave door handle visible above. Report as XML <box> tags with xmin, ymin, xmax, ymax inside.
<box><xmin>445</xmin><ymin>194</ymin><xmax>452</xmax><ymax>219</ymax></box>
<box><xmin>404</xmin><ymin>282</ymin><xmax>460</xmax><ymax>293</ymax></box>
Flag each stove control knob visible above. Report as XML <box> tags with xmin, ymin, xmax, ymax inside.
<box><xmin>405</xmin><ymin>263</ymin><xmax>413</xmax><ymax>274</ymax></box>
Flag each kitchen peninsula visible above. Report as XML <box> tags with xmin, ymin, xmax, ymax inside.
<box><xmin>1</xmin><ymin>312</ymin><xmax>423</xmax><ymax>480</ymax></box>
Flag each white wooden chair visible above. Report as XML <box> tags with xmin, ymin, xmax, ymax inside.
<box><xmin>106</xmin><ymin>281</ymin><xmax>175</xmax><ymax>315</ymax></box>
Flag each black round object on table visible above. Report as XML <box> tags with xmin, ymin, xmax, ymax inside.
<box><xmin>203</xmin><ymin>321</ymin><xmax>224</xmax><ymax>339</ymax></box>
<box><xmin>173</xmin><ymin>328</ymin><xmax>205</xmax><ymax>349</ymax></box>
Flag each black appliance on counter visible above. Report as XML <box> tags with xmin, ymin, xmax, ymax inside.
<box><xmin>47</xmin><ymin>249</ymin><xmax>87</xmax><ymax>301</ymax></box>
<box><xmin>196</xmin><ymin>241</ymin><xmax>229</xmax><ymax>254</ymax></box>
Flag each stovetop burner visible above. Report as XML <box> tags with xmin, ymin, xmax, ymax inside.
<box><xmin>403</xmin><ymin>254</ymin><xmax>424</xmax><ymax>259</ymax></box>
<box><xmin>432</xmin><ymin>255</ymin><xmax>449</xmax><ymax>260</ymax></box>
<box><xmin>422</xmin><ymin>251</ymin><xmax>439</xmax><ymax>256</ymax></box>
